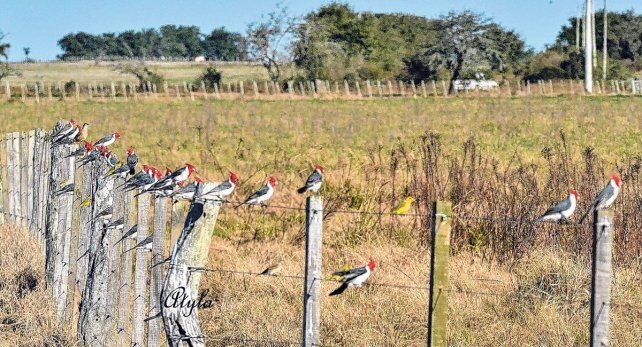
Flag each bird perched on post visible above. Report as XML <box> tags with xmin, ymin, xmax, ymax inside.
<box><xmin>51</xmin><ymin>122</ymin><xmax>81</xmax><ymax>147</ymax></box>
<box><xmin>135</xmin><ymin>164</ymin><xmax>196</xmax><ymax>196</ymax></box>
<box><xmin>126</xmin><ymin>146</ymin><xmax>138</xmax><ymax>175</ymax></box>
<box><xmin>236</xmin><ymin>176</ymin><xmax>277</xmax><ymax>207</ymax></box>
<box><xmin>329</xmin><ymin>259</ymin><xmax>376</xmax><ymax>296</ymax></box>
<box><xmin>297</xmin><ymin>165</ymin><xmax>324</xmax><ymax>194</ymax></box>
<box><xmin>124</xmin><ymin>166</ymin><xmax>158</xmax><ymax>192</ymax></box>
<box><xmin>579</xmin><ymin>174</ymin><xmax>622</xmax><ymax>224</ymax></box>
<box><xmin>93</xmin><ymin>131</ymin><xmax>120</xmax><ymax>147</ymax></box>
<box><xmin>103</xmin><ymin>217</ymin><xmax>124</xmax><ymax>230</ymax></box>
<box><xmin>78</xmin><ymin>146</ymin><xmax>107</xmax><ymax>168</ymax></box>
<box><xmin>170</xmin><ymin>177</ymin><xmax>204</xmax><ymax>201</ymax></box>
<box><xmin>201</xmin><ymin>172</ymin><xmax>239</xmax><ymax>201</ymax></box>
<box><xmin>65</xmin><ymin>141</ymin><xmax>92</xmax><ymax>158</ymax></box>
<box><xmin>105</xmin><ymin>150</ymin><xmax>119</xmax><ymax>168</ymax></box>
<box><xmin>392</xmin><ymin>196</ymin><xmax>415</xmax><ymax>215</ymax></box>
<box><xmin>92</xmin><ymin>206</ymin><xmax>113</xmax><ymax>221</ymax></box>
<box><xmin>537</xmin><ymin>189</ymin><xmax>578</xmax><ymax>223</ymax></box>
<box><xmin>124</xmin><ymin>234</ymin><xmax>153</xmax><ymax>253</ymax></box>
<box><xmin>75</xmin><ymin>123</ymin><xmax>89</xmax><ymax>142</ymax></box>
<box><xmin>114</xmin><ymin>225</ymin><xmax>138</xmax><ymax>245</ymax></box>
<box><xmin>51</xmin><ymin>119</ymin><xmax>76</xmax><ymax>141</ymax></box>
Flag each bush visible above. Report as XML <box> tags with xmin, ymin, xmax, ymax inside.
<box><xmin>115</xmin><ymin>63</ymin><xmax>165</xmax><ymax>92</ymax></box>
<box><xmin>195</xmin><ymin>66</ymin><xmax>222</xmax><ymax>89</ymax></box>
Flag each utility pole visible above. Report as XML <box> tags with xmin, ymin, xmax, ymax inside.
<box><xmin>576</xmin><ymin>16</ymin><xmax>581</xmax><ymax>50</ymax></box>
<box><xmin>603</xmin><ymin>0</ymin><xmax>608</xmax><ymax>80</ymax></box>
<box><xmin>585</xmin><ymin>0</ymin><xmax>593</xmax><ymax>93</ymax></box>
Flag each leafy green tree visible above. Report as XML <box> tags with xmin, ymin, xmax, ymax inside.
<box><xmin>202</xmin><ymin>28</ymin><xmax>247</xmax><ymax>60</ymax></box>
<box><xmin>405</xmin><ymin>11</ymin><xmax>510</xmax><ymax>93</ymax></box>
<box><xmin>0</xmin><ymin>32</ymin><xmax>21</xmax><ymax>82</ymax></box>
<box><xmin>0</xmin><ymin>32</ymin><xmax>10</xmax><ymax>60</ymax></box>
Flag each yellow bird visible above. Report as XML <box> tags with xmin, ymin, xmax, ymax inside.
<box><xmin>391</xmin><ymin>196</ymin><xmax>415</xmax><ymax>215</ymax></box>
<box><xmin>79</xmin><ymin>196</ymin><xmax>92</xmax><ymax>207</ymax></box>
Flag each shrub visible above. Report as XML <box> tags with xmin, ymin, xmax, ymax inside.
<box><xmin>195</xmin><ymin>66</ymin><xmax>222</xmax><ymax>89</ymax></box>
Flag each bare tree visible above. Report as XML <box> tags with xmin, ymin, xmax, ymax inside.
<box><xmin>246</xmin><ymin>4</ymin><xmax>297</xmax><ymax>82</ymax></box>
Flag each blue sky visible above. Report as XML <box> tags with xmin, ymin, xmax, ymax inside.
<box><xmin>0</xmin><ymin>0</ymin><xmax>639</xmax><ymax>60</ymax></box>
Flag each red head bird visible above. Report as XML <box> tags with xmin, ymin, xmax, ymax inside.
<box><xmin>114</xmin><ymin>131</ymin><xmax>121</xmax><ymax>139</ymax></box>
<box><xmin>268</xmin><ymin>176</ymin><xmax>278</xmax><ymax>187</ymax></box>
<box><xmin>313</xmin><ymin>165</ymin><xmax>325</xmax><ymax>174</ymax></box>
<box><xmin>230</xmin><ymin>172</ymin><xmax>239</xmax><ymax>184</ymax></box>
<box><xmin>177</xmin><ymin>181</ymin><xmax>186</xmax><ymax>188</ymax></box>
<box><xmin>611</xmin><ymin>174</ymin><xmax>622</xmax><ymax>187</ymax></box>
<box><xmin>568</xmin><ymin>189</ymin><xmax>579</xmax><ymax>200</ymax></box>
<box><xmin>165</xmin><ymin>167</ymin><xmax>173</xmax><ymax>176</ymax></box>
<box><xmin>97</xmin><ymin>146</ymin><xmax>108</xmax><ymax>154</ymax></box>
<box><xmin>186</xmin><ymin>163</ymin><xmax>196</xmax><ymax>175</ymax></box>
<box><xmin>83</xmin><ymin>141</ymin><xmax>93</xmax><ymax>151</ymax></box>
<box><xmin>194</xmin><ymin>176</ymin><xmax>204</xmax><ymax>183</ymax></box>
<box><xmin>127</xmin><ymin>146</ymin><xmax>134</xmax><ymax>156</ymax></box>
<box><xmin>367</xmin><ymin>258</ymin><xmax>376</xmax><ymax>271</ymax></box>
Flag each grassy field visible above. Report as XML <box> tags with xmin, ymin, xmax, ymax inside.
<box><xmin>1</xmin><ymin>96</ymin><xmax>641</xmax><ymax>345</ymax></box>
<box><xmin>5</xmin><ymin>61</ymin><xmax>276</xmax><ymax>84</ymax></box>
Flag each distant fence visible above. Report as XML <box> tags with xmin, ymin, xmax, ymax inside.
<box><xmin>1</xmin><ymin>78</ymin><xmax>641</xmax><ymax>104</ymax></box>
<box><xmin>0</xmin><ymin>121</ymin><xmax>628</xmax><ymax>346</ymax></box>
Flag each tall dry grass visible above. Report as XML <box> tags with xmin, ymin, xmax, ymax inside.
<box><xmin>0</xmin><ymin>225</ymin><xmax>73</xmax><ymax>346</ymax></box>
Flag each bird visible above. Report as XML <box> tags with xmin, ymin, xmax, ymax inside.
<box><xmin>93</xmin><ymin>131</ymin><xmax>120</xmax><ymax>147</ymax></box>
<box><xmin>75</xmin><ymin>123</ymin><xmax>89</xmax><ymax>142</ymax></box>
<box><xmin>51</xmin><ymin>123</ymin><xmax>80</xmax><ymax>147</ymax></box>
<box><xmin>55</xmin><ymin>183</ymin><xmax>75</xmax><ymax>196</ymax></box>
<box><xmin>201</xmin><ymin>172</ymin><xmax>239</xmax><ymax>201</ymax></box>
<box><xmin>297</xmin><ymin>165</ymin><xmax>324</xmax><ymax>194</ymax></box>
<box><xmin>124</xmin><ymin>166</ymin><xmax>158</xmax><ymax>192</ymax></box>
<box><xmin>65</xmin><ymin>141</ymin><xmax>92</xmax><ymax>158</ymax></box>
<box><xmin>537</xmin><ymin>189</ymin><xmax>578</xmax><ymax>223</ymax></box>
<box><xmin>104</xmin><ymin>151</ymin><xmax>119</xmax><ymax>168</ymax></box>
<box><xmin>126</xmin><ymin>146</ymin><xmax>138</xmax><ymax>175</ymax></box>
<box><xmin>259</xmin><ymin>263</ymin><xmax>282</xmax><ymax>276</ymax></box>
<box><xmin>135</xmin><ymin>164</ymin><xmax>196</xmax><ymax>196</ymax></box>
<box><xmin>579</xmin><ymin>174</ymin><xmax>622</xmax><ymax>224</ymax></box>
<box><xmin>124</xmin><ymin>234</ymin><xmax>153</xmax><ymax>253</ymax></box>
<box><xmin>114</xmin><ymin>225</ymin><xmax>138</xmax><ymax>245</ymax></box>
<box><xmin>329</xmin><ymin>258</ymin><xmax>376</xmax><ymax>296</ymax></box>
<box><xmin>236</xmin><ymin>176</ymin><xmax>277</xmax><ymax>207</ymax></box>
<box><xmin>51</xmin><ymin>119</ymin><xmax>76</xmax><ymax>140</ymax></box>
<box><xmin>92</xmin><ymin>206</ymin><xmax>113</xmax><ymax>221</ymax></box>
<box><xmin>103</xmin><ymin>217</ymin><xmax>124</xmax><ymax>230</ymax></box>
<box><xmin>79</xmin><ymin>196</ymin><xmax>92</xmax><ymax>207</ymax></box>
<box><xmin>170</xmin><ymin>177</ymin><xmax>204</xmax><ymax>201</ymax></box>
<box><xmin>78</xmin><ymin>146</ymin><xmax>107</xmax><ymax>168</ymax></box>
<box><xmin>391</xmin><ymin>196</ymin><xmax>415</xmax><ymax>215</ymax></box>
<box><xmin>121</xmin><ymin>165</ymin><xmax>152</xmax><ymax>188</ymax></box>
<box><xmin>328</xmin><ymin>263</ymin><xmax>352</xmax><ymax>282</ymax></box>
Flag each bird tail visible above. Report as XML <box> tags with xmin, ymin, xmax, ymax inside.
<box><xmin>578</xmin><ymin>207</ymin><xmax>593</xmax><ymax>224</ymax></box>
<box><xmin>297</xmin><ymin>186</ymin><xmax>308</xmax><ymax>194</ymax></box>
<box><xmin>329</xmin><ymin>283</ymin><xmax>349</xmax><ymax>296</ymax></box>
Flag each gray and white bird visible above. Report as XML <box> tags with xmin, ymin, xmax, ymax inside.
<box><xmin>537</xmin><ymin>189</ymin><xmax>578</xmax><ymax>223</ymax></box>
<box><xmin>114</xmin><ymin>225</ymin><xmax>138</xmax><ymax>245</ymax></box>
<box><xmin>329</xmin><ymin>258</ymin><xmax>376</xmax><ymax>296</ymax></box>
<box><xmin>93</xmin><ymin>131</ymin><xmax>120</xmax><ymax>148</ymax></box>
<box><xmin>124</xmin><ymin>235</ymin><xmax>153</xmax><ymax>253</ymax></box>
<box><xmin>297</xmin><ymin>165</ymin><xmax>324</xmax><ymax>194</ymax></box>
<box><xmin>202</xmin><ymin>172</ymin><xmax>239</xmax><ymax>201</ymax></box>
<box><xmin>51</xmin><ymin>119</ymin><xmax>76</xmax><ymax>140</ymax></box>
<box><xmin>236</xmin><ymin>176</ymin><xmax>277</xmax><ymax>207</ymax></box>
<box><xmin>170</xmin><ymin>177</ymin><xmax>204</xmax><ymax>201</ymax></box>
<box><xmin>135</xmin><ymin>164</ymin><xmax>196</xmax><ymax>196</ymax></box>
<box><xmin>579</xmin><ymin>174</ymin><xmax>622</xmax><ymax>224</ymax></box>
<box><xmin>126</xmin><ymin>146</ymin><xmax>138</xmax><ymax>175</ymax></box>
<box><xmin>103</xmin><ymin>217</ymin><xmax>124</xmax><ymax>230</ymax></box>
<box><xmin>92</xmin><ymin>206</ymin><xmax>113</xmax><ymax>221</ymax></box>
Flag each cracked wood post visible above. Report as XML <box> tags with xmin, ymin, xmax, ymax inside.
<box><xmin>77</xmin><ymin>159</ymin><xmax>116</xmax><ymax>345</ymax></box>
<box><xmin>427</xmin><ymin>201</ymin><xmax>451</xmax><ymax>347</ymax></box>
<box><xmin>5</xmin><ymin>133</ymin><xmax>13</xmax><ymax>223</ymax></box>
<box><xmin>161</xmin><ymin>184</ymin><xmax>221</xmax><ymax>346</ymax></box>
<box><xmin>38</xmin><ymin>132</ymin><xmax>51</xmax><ymax>255</ymax></box>
<box><xmin>0</xmin><ymin>135</ymin><xmax>5</xmax><ymax>224</ymax></box>
<box><xmin>148</xmin><ymin>196</ymin><xmax>168</xmax><ymax>346</ymax></box>
<box><xmin>20</xmin><ymin>132</ymin><xmax>28</xmax><ymax>227</ymax></box>
<box><xmin>117</xmin><ymin>188</ymin><xmax>135</xmax><ymax>346</ymax></box>
<box><xmin>13</xmin><ymin>133</ymin><xmax>20</xmax><ymax>224</ymax></box>
<box><xmin>590</xmin><ymin>209</ymin><xmax>614</xmax><ymax>347</ymax></box>
<box><xmin>30</xmin><ymin>130</ymin><xmax>44</xmax><ymax>237</ymax></box>
<box><xmin>27</xmin><ymin>130</ymin><xmax>35</xmax><ymax>233</ymax></box>
<box><xmin>302</xmin><ymin>196</ymin><xmax>323</xmax><ymax>347</ymax></box>
<box><xmin>132</xmin><ymin>192</ymin><xmax>151</xmax><ymax>346</ymax></box>
<box><xmin>75</xmin><ymin>160</ymin><xmax>93</xmax><ymax>295</ymax></box>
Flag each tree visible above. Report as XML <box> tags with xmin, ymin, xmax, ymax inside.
<box><xmin>404</xmin><ymin>11</ymin><xmax>506</xmax><ymax>94</ymax></box>
<box><xmin>23</xmin><ymin>47</ymin><xmax>31</xmax><ymax>61</ymax></box>
<box><xmin>202</xmin><ymin>27</ymin><xmax>247</xmax><ymax>61</ymax></box>
<box><xmin>0</xmin><ymin>32</ymin><xmax>21</xmax><ymax>82</ymax></box>
<box><xmin>0</xmin><ymin>32</ymin><xmax>9</xmax><ymax>60</ymax></box>
<box><xmin>246</xmin><ymin>4</ymin><xmax>297</xmax><ymax>82</ymax></box>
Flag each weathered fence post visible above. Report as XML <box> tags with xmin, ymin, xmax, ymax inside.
<box><xmin>34</xmin><ymin>83</ymin><xmax>40</xmax><ymax>104</ymax></box>
<box><xmin>132</xmin><ymin>193</ymin><xmax>151</xmax><ymax>346</ymax></box>
<box><xmin>4</xmin><ymin>81</ymin><xmax>9</xmax><ymax>100</ymax></box>
<box><xmin>302</xmin><ymin>196</ymin><xmax>323</xmax><ymax>347</ymax></box>
<box><xmin>365</xmin><ymin>80</ymin><xmax>372</xmax><ymax>98</ymax></box>
<box><xmin>148</xmin><ymin>196</ymin><xmax>168</xmax><ymax>346</ymax></box>
<box><xmin>75</xmin><ymin>163</ymin><xmax>93</xmax><ymax>294</ymax></box>
<box><xmin>161</xmin><ymin>184</ymin><xmax>221</xmax><ymax>346</ymax></box>
<box><xmin>427</xmin><ymin>201</ymin><xmax>451</xmax><ymax>347</ymax></box>
<box><xmin>343</xmin><ymin>80</ymin><xmax>350</xmax><ymax>96</ymax></box>
<box><xmin>117</xmin><ymin>189</ymin><xmax>135</xmax><ymax>346</ymax></box>
<box><xmin>77</xmin><ymin>159</ymin><xmax>116</xmax><ymax>345</ymax></box>
<box><xmin>20</xmin><ymin>132</ymin><xmax>28</xmax><ymax>227</ymax></box>
<box><xmin>5</xmin><ymin>133</ymin><xmax>13</xmax><ymax>222</ymax></box>
<box><xmin>589</xmin><ymin>209</ymin><xmax>613</xmax><ymax>347</ymax></box>
<box><xmin>201</xmin><ymin>81</ymin><xmax>208</xmax><ymax>100</ymax></box>
<box><xmin>27</xmin><ymin>130</ymin><xmax>35</xmax><ymax>233</ymax></box>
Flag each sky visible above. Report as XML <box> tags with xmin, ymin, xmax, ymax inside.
<box><xmin>0</xmin><ymin>0</ymin><xmax>640</xmax><ymax>61</ymax></box>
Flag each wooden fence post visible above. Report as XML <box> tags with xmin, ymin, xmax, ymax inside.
<box><xmin>20</xmin><ymin>132</ymin><xmax>28</xmax><ymax>227</ymax></box>
<box><xmin>4</xmin><ymin>81</ymin><xmax>9</xmax><ymax>100</ymax></box>
<box><xmin>117</xmin><ymin>189</ymin><xmax>135</xmax><ymax>346</ymax></box>
<box><xmin>20</xmin><ymin>84</ymin><xmax>26</xmax><ymax>103</ymax></box>
<box><xmin>427</xmin><ymin>201</ymin><xmax>451</xmax><ymax>347</ymax></box>
<box><xmin>34</xmin><ymin>83</ymin><xmax>40</xmax><ymax>104</ymax></box>
<box><xmin>12</xmin><ymin>133</ymin><xmax>20</xmax><ymax>223</ymax></box>
<box><xmin>148</xmin><ymin>196</ymin><xmax>168</xmax><ymax>346</ymax></box>
<box><xmin>37</xmin><ymin>132</ymin><xmax>51</xmax><ymax>249</ymax></box>
<box><xmin>201</xmin><ymin>81</ymin><xmax>208</xmax><ymax>100</ymax></box>
<box><xmin>365</xmin><ymin>80</ymin><xmax>372</xmax><ymax>98</ymax></box>
<box><xmin>355</xmin><ymin>81</ymin><xmax>361</xmax><ymax>97</ymax></box>
<box><xmin>132</xmin><ymin>193</ymin><xmax>151</xmax><ymax>346</ymax></box>
<box><xmin>213</xmin><ymin>82</ymin><xmax>220</xmax><ymax>99</ymax></box>
<box><xmin>302</xmin><ymin>196</ymin><xmax>323</xmax><ymax>347</ymax></box>
<box><xmin>77</xmin><ymin>159</ymin><xmax>116</xmax><ymax>344</ymax></box>
<box><xmin>377</xmin><ymin>80</ymin><xmax>383</xmax><ymax>97</ymax></box>
<box><xmin>27</xmin><ymin>130</ymin><xmax>35</xmax><ymax>232</ymax></box>
<box><xmin>5</xmin><ymin>133</ymin><xmax>13</xmax><ymax>222</ymax></box>
<box><xmin>589</xmin><ymin>209</ymin><xmax>613</xmax><ymax>347</ymax></box>
<box><xmin>75</xmin><ymin>162</ymin><xmax>93</xmax><ymax>295</ymax></box>
<box><xmin>161</xmin><ymin>184</ymin><xmax>221</xmax><ymax>346</ymax></box>
<box><xmin>188</xmin><ymin>83</ymin><xmax>195</xmax><ymax>101</ymax></box>
<box><xmin>421</xmin><ymin>80</ymin><xmax>427</xmax><ymax>98</ymax></box>
<box><xmin>0</xmin><ymin>135</ymin><xmax>5</xmax><ymax>224</ymax></box>
<box><xmin>288</xmin><ymin>80</ymin><xmax>294</xmax><ymax>96</ymax></box>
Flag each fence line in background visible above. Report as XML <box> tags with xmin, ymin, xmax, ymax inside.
<box><xmin>2</xmin><ymin>78</ymin><xmax>642</xmax><ymax>103</ymax></box>
<box><xmin>0</xmin><ymin>123</ymin><xmax>630</xmax><ymax>346</ymax></box>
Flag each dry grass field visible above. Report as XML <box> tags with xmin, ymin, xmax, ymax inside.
<box><xmin>1</xmin><ymin>95</ymin><xmax>641</xmax><ymax>345</ymax></box>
